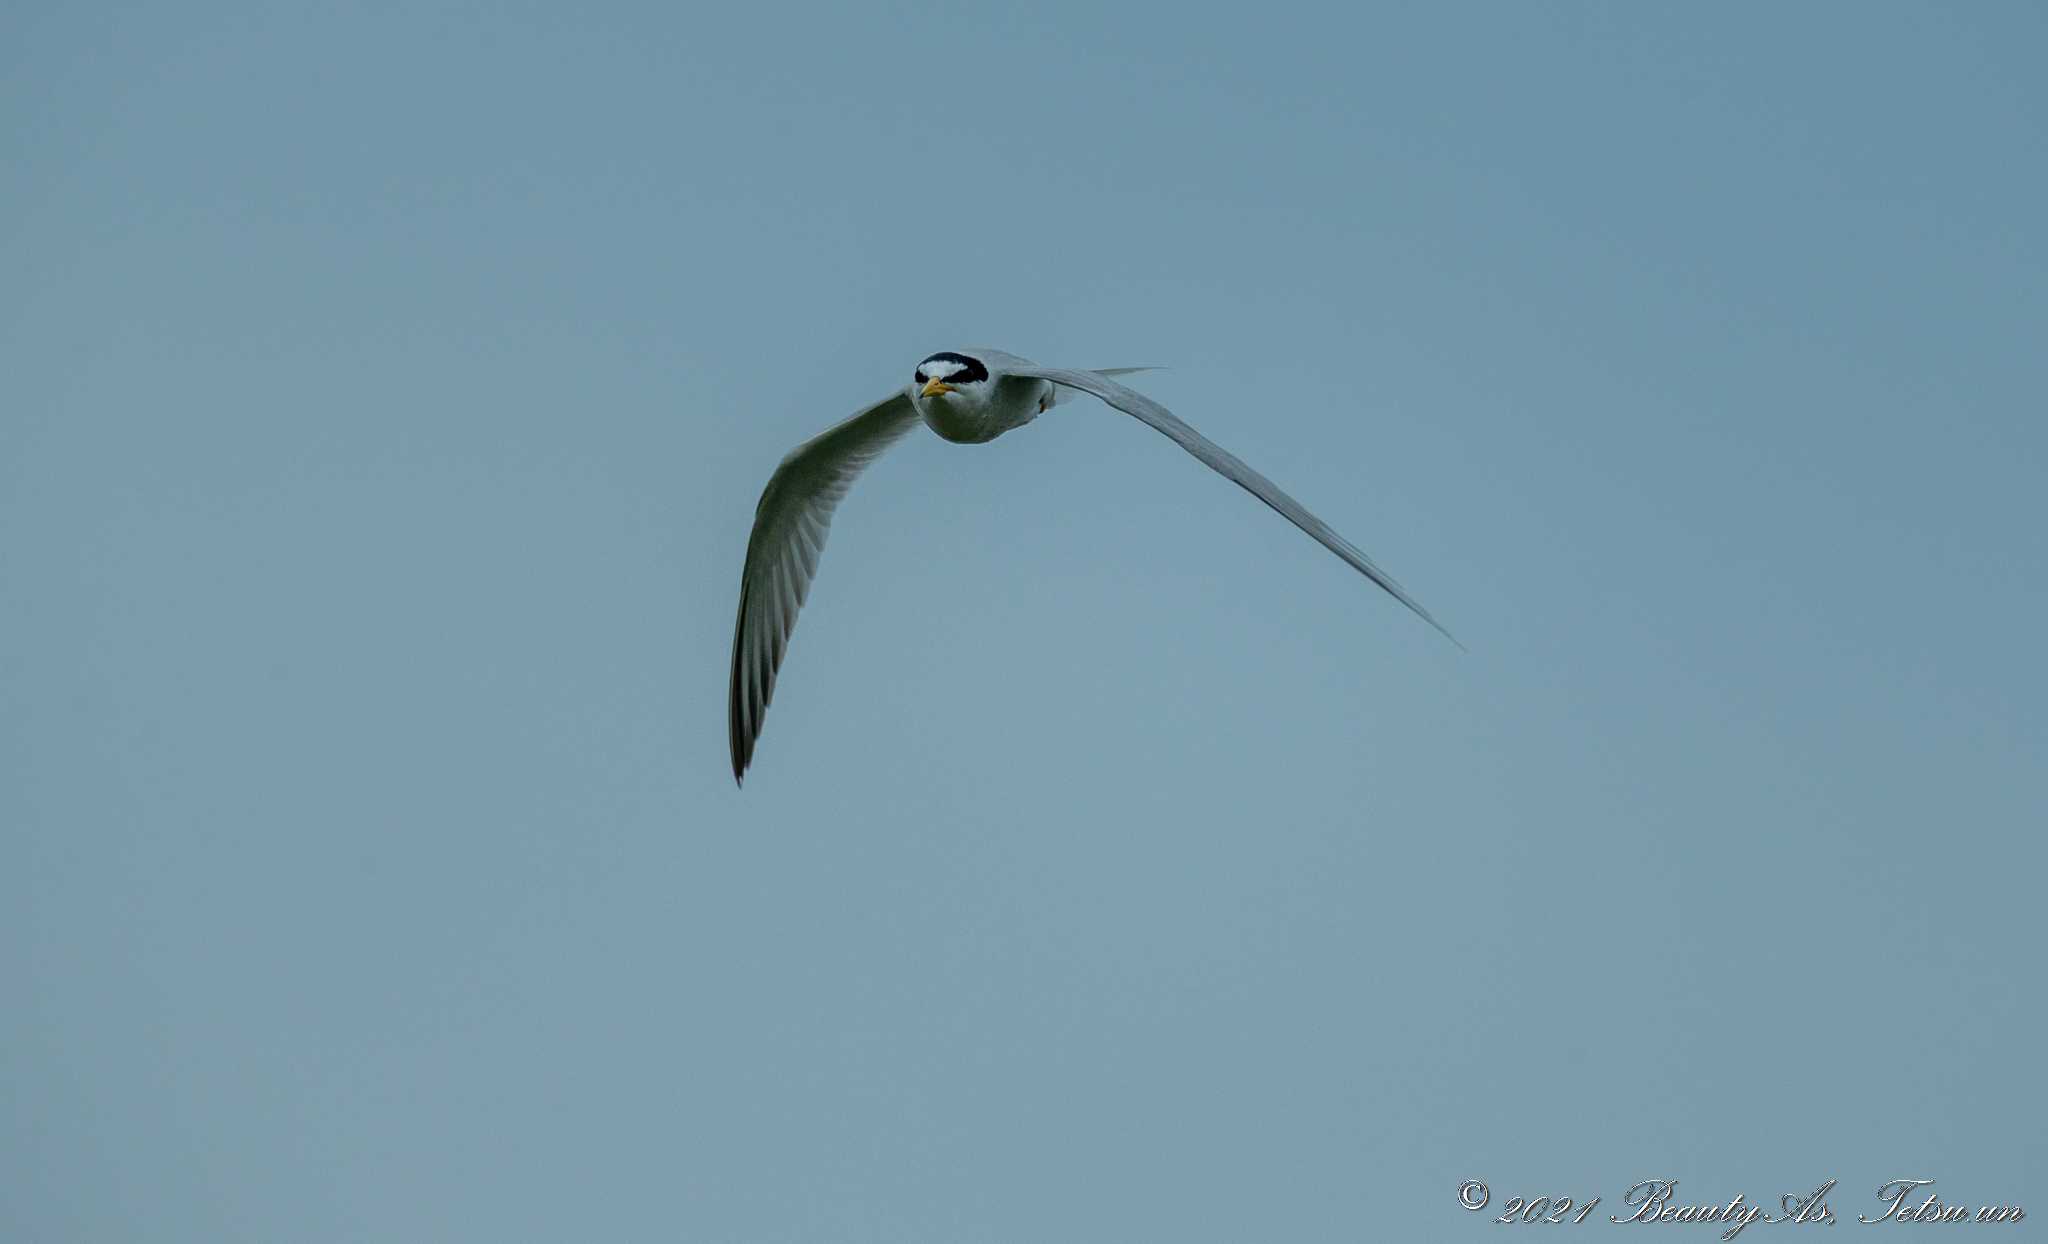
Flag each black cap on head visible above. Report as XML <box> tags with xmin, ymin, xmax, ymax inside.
<box><xmin>913</xmin><ymin>352</ymin><xmax>989</xmax><ymax>385</ymax></box>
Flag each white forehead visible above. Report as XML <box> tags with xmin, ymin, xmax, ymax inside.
<box><xmin>920</xmin><ymin>357</ymin><xmax>967</xmax><ymax>378</ymax></box>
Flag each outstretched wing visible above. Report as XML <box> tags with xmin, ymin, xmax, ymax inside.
<box><xmin>729</xmin><ymin>392</ymin><xmax>922</xmax><ymax>785</ymax></box>
<box><xmin>1007</xmin><ymin>366</ymin><xmax>1459</xmax><ymax>647</ymax></box>
<box><xmin>1045</xmin><ymin>366</ymin><xmax>1161</xmax><ymax>408</ymax></box>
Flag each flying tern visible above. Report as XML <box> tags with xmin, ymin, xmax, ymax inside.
<box><xmin>728</xmin><ymin>347</ymin><xmax>1454</xmax><ymax>784</ymax></box>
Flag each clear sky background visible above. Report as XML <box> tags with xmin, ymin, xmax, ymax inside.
<box><xmin>5</xmin><ymin>2</ymin><xmax>2043</xmax><ymax>1239</ymax></box>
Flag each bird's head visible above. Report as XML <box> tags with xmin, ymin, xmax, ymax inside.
<box><xmin>911</xmin><ymin>351</ymin><xmax>991</xmax><ymax>411</ymax></box>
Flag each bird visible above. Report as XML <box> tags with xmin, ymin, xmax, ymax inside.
<box><xmin>727</xmin><ymin>347</ymin><xmax>1455</xmax><ymax>785</ymax></box>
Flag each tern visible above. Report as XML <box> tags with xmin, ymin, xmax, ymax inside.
<box><xmin>728</xmin><ymin>347</ymin><xmax>1454</xmax><ymax>785</ymax></box>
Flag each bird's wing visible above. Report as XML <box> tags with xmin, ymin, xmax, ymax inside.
<box><xmin>1044</xmin><ymin>366</ymin><xmax>1161</xmax><ymax>408</ymax></box>
<box><xmin>1006</xmin><ymin>365</ymin><xmax>1459</xmax><ymax>646</ymax></box>
<box><xmin>729</xmin><ymin>391</ymin><xmax>922</xmax><ymax>784</ymax></box>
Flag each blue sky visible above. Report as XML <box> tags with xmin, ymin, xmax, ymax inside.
<box><xmin>5</xmin><ymin>2</ymin><xmax>2043</xmax><ymax>1239</ymax></box>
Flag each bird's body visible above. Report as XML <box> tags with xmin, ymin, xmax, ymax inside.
<box><xmin>726</xmin><ymin>348</ymin><xmax>1454</xmax><ymax>785</ymax></box>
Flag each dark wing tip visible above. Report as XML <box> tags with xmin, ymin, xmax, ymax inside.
<box><xmin>728</xmin><ymin>581</ymin><xmax>753</xmax><ymax>790</ymax></box>
<box><xmin>728</xmin><ymin>685</ymin><xmax>755</xmax><ymax>788</ymax></box>
<box><xmin>1378</xmin><ymin>579</ymin><xmax>1465</xmax><ymax>651</ymax></box>
<box><xmin>1399</xmin><ymin>596</ymin><xmax>1465</xmax><ymax>651</ymax></box>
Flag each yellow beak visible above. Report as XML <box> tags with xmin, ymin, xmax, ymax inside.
<box><xmin>921</xmin><ymin>378</ymin><xmax>956</xmax><ymax>398</ymax></box>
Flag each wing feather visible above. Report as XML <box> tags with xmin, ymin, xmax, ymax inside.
<box><xmin>728</xmin><ymin>392</ymin><xmax>921</xmax><ymax>784</ymax></box>
<box><xmin>1008</xmin><ymin>366</ymin><xmax>1460</xmax><ymax>647</ymax></box>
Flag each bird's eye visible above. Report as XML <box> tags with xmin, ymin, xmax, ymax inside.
<box><xmin>914</xmin><ymin>369</ymin><xmax>926</xmax><ymax>384</ymax></box>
